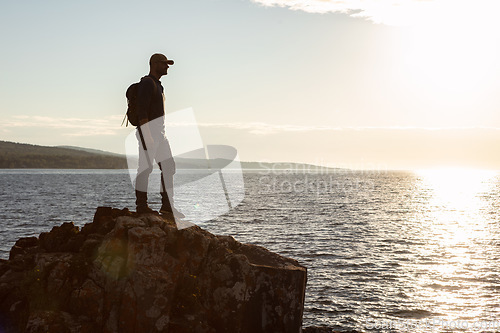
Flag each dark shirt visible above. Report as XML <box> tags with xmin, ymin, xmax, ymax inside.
<box><xmin>136</xmin><ymin>75</ymin><xmax>165</xmax><ymax>122</ymax></box>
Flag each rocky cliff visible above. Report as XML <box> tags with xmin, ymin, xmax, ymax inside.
<box><xmin>0</xmin><ymin>207</ymin><xmax>307</xmax><ymax>333</ymax></box>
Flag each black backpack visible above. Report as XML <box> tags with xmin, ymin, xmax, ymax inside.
<box><xmin>122</xmin><ymin>76</ymin><xmax>157</xmax><ymax>127</ymax></box>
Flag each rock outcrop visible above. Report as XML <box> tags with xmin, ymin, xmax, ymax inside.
<box><xmin>0</xmin><ymin>207</ymin><xmax>307</xmax><ymax>333</ymax></box>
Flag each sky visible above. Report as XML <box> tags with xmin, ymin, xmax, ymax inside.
<box><xmin>2</xmin><ymin>0</ymin><xmax>500</xmax><ymax>170</ymax></box>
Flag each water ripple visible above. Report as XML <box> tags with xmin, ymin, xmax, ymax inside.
<box><xmin>1</xmin><ymin>170</ymin><xmax>500</xmax><ymax>332</ymax></box>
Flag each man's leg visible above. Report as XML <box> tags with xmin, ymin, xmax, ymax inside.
<box><xmin>159</xmin><ymin>162</ymin><xmax>184</xmax><ymax>218</ymax></box>
<box><xmin>157</xmin><ymin>136</ymin><xmax>184</xmax><ymax>218</ymax></box>
<box><xmin>135</xmin><ymin>128</ymin><xmax>156</xmax><ymax>213</ymax></box>
<box><xmin>159</xmin><ymin>161</ymin><xmax>174</xmax><ymax>212</ymax></box>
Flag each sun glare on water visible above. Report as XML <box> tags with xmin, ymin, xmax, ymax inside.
<box><xmin>416</xmin><ymin>168</ymin><xmax>496</xmax><ymax>212</ymax></box>
<box><xmin>415</xmin><ymin>168</ymin><xmax>497</xmax><ymax>245</ymax></box>
<box><xmin>411</xmin><ymin>168</ymin><xmax>499</xmax><ymax>321</ymax></box>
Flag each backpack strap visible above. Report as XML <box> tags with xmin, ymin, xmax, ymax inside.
<box><xmin>121</xmin><ymin>113</ymin><xmax>128</xmax><ymax>127</ymax></box>
<box><xmin>142</xmin><ymin>76</ymin><xmax>158</xmax><ymax>96</ymax></box>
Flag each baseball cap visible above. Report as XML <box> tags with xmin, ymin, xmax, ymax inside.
<box><xmin>150</xmin><ymin>53</ymin><xmax>174</xmax><ymax>66</ymax></box>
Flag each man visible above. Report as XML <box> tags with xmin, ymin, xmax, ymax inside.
<box><xmin>134</xmin><ymin>53</ymin><xmax>184</xmax><ymax>218</ymax></box>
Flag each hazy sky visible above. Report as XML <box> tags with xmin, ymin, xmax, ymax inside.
<box><xmin>2</xmin><ymin>0</ymin><xmax>500</xmax><ymax>169</ymax></box>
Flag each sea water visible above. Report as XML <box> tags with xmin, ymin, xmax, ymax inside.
<box><xmin>1</xmin><ymin>169</ymin><xmax>500</xmax><ymax>332</ymax></box>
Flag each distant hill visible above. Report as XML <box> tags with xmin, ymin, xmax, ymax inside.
<box><xmin>0</xmin><ymin>141</ymin><xmax>127</xmax><ymax>169</ymax></box>
<box><xmin>0</xmin><ymin>141</ymin><xmax>342</xmax><ymax>172</ymax></box>
<box><xmin>56</xmin><ymin>145</ymin><xmax>124</xmax><ymax>157</ymax></box>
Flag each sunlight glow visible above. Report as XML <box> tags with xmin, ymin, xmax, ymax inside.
<box><xmin>405</xmin><ymin>1</ymin><xmax>500</xmax><ymax>100</ymax></box>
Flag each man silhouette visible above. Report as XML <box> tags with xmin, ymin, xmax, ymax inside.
<box><xmin>134</xmin><ymin>53</ymin><xmax>184</xmax><ymax>218</ymax></box>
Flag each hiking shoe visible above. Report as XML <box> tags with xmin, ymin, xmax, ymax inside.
<box><xmin>160</xmin><ymin>207</ymin><xmax>185</xmax><ymax>219</ymax></box>
<box><xmin>136</xmin><ymin>205</ymin><xmax>157</xmax><ymax>214</ymax></box>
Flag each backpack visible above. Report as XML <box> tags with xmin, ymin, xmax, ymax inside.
<box><xmin>122</xmin><ymin>76</ymin><xmax>157</xmax><ymax>127</ymax></box>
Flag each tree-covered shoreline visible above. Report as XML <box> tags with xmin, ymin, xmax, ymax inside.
<box><xmin>0</xmin><ymin>141</ymin><xmax>127</xmax><ymax>169</ymax></box>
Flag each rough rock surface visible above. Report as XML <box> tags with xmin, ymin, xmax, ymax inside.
<box><xmin>0</xmin><ymin>207</ymin><xmax>307</xmax><ymax>333</ymax></box>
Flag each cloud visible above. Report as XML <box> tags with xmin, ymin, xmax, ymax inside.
<box><xmin>5</xmin><ymin>115</ymin><xmax>124</xmax><ymax>137</ymax></box>
<box><xmin>8</xmin><ymin>115</ymin><xmax>500</xmax><ymax>138</ymax></box>
<box><xmin>251</xmin><ymin>0</ymin><xmax>500</xmax><ymax>26</ymax></box>
<box><xmin>196</xmin><ymin>122</ymin><xmax>342</xmax><ymax>135</ymax></box>
<box><xmin>167</xmin><ymin>120</ymin><xmax>500</xmax><ymax>135</ymax></box>
<box><xmin>252</xmin><ymin>0</ymin><xmax>435</xmax><ymax>25</ymax></box>
<box><xmin>165</xmin><ymin>120</ymin><xmax>345</xmax><ymax>134</ymax></box>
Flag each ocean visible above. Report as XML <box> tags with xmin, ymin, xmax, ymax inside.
<box><xmin>1</xmin><ymin>169</ymin><xmax>500</xmax><ymax>332</ymax></box>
